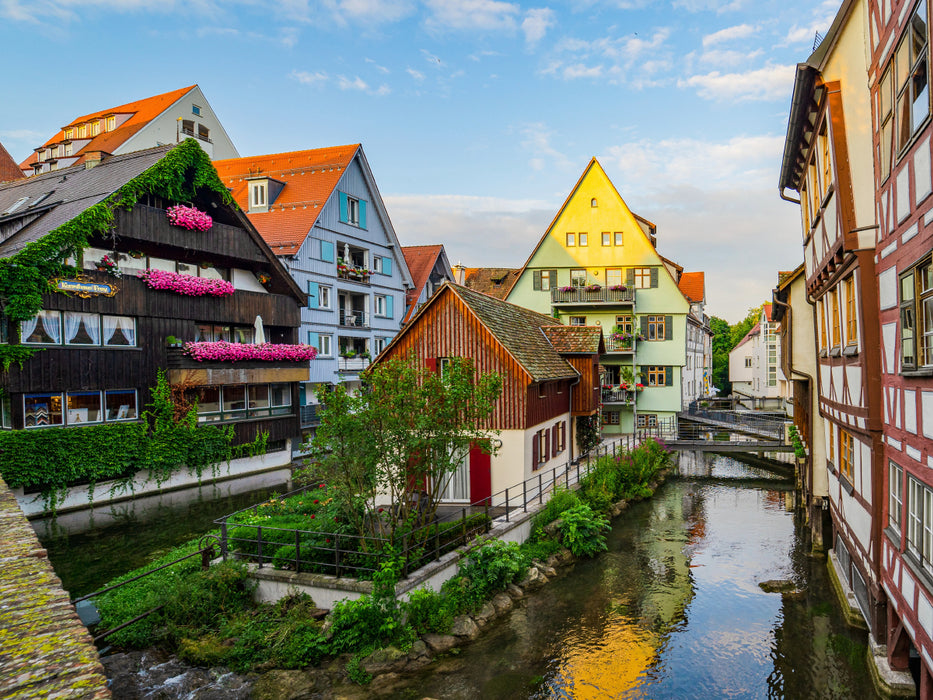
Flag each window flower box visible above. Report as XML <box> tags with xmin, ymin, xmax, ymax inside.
<box><xmin>138</xmin><ymin>269</ymin><xmax>234</xmax><ymax>297</ymax></box>
<box><xmin>558</xmin><ymin>285</ymin><xmax>574</xmax><ymax>293</ymax></box>
<box><xmin>585</xmin><ymin>284</ymin><xmax>602</xmax><ymax>292</ymax></box>
<box><xmin>609</xmin><ymin>284</ymin><xmax>627</xmax><ymax>291</ymax></box>
<box><xmin>182</xmin><ymin>341</ymin><xmax>317</xmax><ymax>362</ymax></box>
<box><xmin>166</xmin><ymin>204</ymin><xmax>213</xmax><ymax>232</ymax></box>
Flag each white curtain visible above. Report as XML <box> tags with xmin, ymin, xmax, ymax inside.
<box><xmin>20</xmin><ymin>316</ymin><xmax>38</xmax><ymax>343</ymax></box>
<box><xmin>103</xmin><ymin>316</ymin><xmax>135</xmax><ymax>346</ymax></box>
<box><xmin>64</xmin><ymin>312</ymin><xmax>99</xmax><ymax>345</ymax></box>
<box><xmin>42</xmin><ymin>311</ymin><xmax>61</xmax><ymax>344</ymax></box>
<box><xmin>440</xmin><ymin>450</ymin><xmax>470</xmax><ymax>502</ymax></box>
<box><xmin>118</xmin><ymin>317</ymin><xmax>136</xmax><ymax>346</ymax></box>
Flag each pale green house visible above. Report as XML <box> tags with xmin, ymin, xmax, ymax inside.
<box><xmin>507</xmin><ymin>158</ymin><xmax>693</xmax><ymax>436</ymax></box>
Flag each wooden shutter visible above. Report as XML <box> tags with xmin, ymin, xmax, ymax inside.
<box><xmin>544</xmin><ymin>429</ymin><xmax>550</xmax><ymax>461</ymax></box>
<box><xmin>386</xmin><ymin>295</ymin><xmax>394</xmax><ymax>319</ymax></box>
<box><xmin>307</xmin><ymin>281</ymin><xmax>319</xmax><ymax>309</ymax></box>
<box><xmin>338</xmin><ymin>192</ymin><xmax>348</xmax><ymax>223</ymax></box>
<box><xmin>308</xmin><ymin>331</ymin><xmax>319</xmax><ymax>350</ymax></box>
<box><xmin>359</xmin><ymin>200</ymin><xmax>367</xmax><ymax>230</ymax></box>
<box><xmin>383</xmin><ymin>256</ymin><xmax>392</xmax><ymax>275</ymax></box>
<box><xmin>640</xmin><ymin>316</ymin><xmax>648</xmax><ymax>336</ymax></box>
<box><xmin>321</xmin><ymin>240</ymin><xmax>335</xmax><ymax>262</ymax></box>
<box><xmin>533</xmin><ymin>270</ymin><xmax>542</xmax><ymax>290</ymax></box>
<box><xmin>562</xmin><ymin>421</ymin><xmax>567</xmax><ymax>451</ymax></box>
<box><xmin>665</xmin><ymin>366</ymin><xmax>673</xmax><ymax>386</ymax></box>
<box><xmin>665</xmin><ymin>315</ymin><xmax>673</xmax><ymax>340</ymax></box>
<box><xmin>626</xmin><ymin>268</ymin><xmax>635</xmax><ymax>286</ymax></box>
<box><xmin>425</xmin><ymin>358</ymin><xmax>437</xmax><ymax>373</ymax></box>
<box><xmin>532</xmin><ymin>431</ymin><xmax>539</xmax><ymax>468</ymax></box>
<box><xmin>549</xmin><ymin>269</ymin><xmax>558</xmax><ymax>287</ymax></box>
<box><xmin>650</xmin><ymin>268</ymin><xmax>659</xmax><ymax>288</ymax></box>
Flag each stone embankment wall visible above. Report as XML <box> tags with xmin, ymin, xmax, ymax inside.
<box><xmin>0</xmin><ymin>476</ymin><xmax>111</xmax><ymax>699</ymax></box>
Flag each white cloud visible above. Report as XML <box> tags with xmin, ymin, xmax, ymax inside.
<box><xmin>702</xmin><ymin>23</ymin><xmax>757</xmax><ymax>47</ymax></box>
<box><xmin>697</xmin><ymin>48</ymin><xmax>763</xmax><ymax>68</ymax></box>
<box><xmin>334</xmin><ymin>0</ymin><xmax>414</xmax><ymax>22</ymax></box>
<box><xmin>291</xmin><ymin>69</ymin><xmax>329</xmax><ymax>86</ymax></box>
<box><xmin>562</xmin><ymin>63</ymin><xmax>603</xmax><ymax>79</ymax></box>
<box><xmin>365</xmin><ymin>58</ymin><xmax>391</xmax><ymax>74</ymax></box>
<box><xmin>407</xmin><ymin>67</ymin><xmax>426</xmax><ymax>81</ymax></box>
<box><xmin>424</xmin><ymin>0</ymin><xmax>519</xmax><ymax>32</ymax></box>
<box><xmin>522</xmin><ymin>7</ymin><xmax>554</xmax><ymax>45</ymax></box>
<box><xmin>672</xmin><ymin>0</ymin><xmax>745</xmax><ymax>12</ymax></box>
<box><xmin>544</xmin><ymin>28</ymin><xmax>671</xmax><ymax>84</ymax></box>
<box><xmin>1</xmin><ymin>0</ymin><xmax>167</xmax><ymax>21</ymax></box>
<box><xmin>520</xmin><ymin>122</ymin><xmax>572</xmax><ymax>171</ymax></box>
<box><xmin>679</xmin><ymin>63</ymin><xmax>795</xmax><ymax>102</ymax></box>
<box><xmin>336</xmin><ymin>74</ymin><xmax>391</xmax><ymax>95</ymax></box>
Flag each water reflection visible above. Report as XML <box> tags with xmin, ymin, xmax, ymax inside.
<box><xmin>395</xmin><ymin>452</ymin><xmax>877</xmax><ymax>700</ymax></box>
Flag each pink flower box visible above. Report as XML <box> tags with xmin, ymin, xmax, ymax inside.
<box><xmin>138</xmin><ymin>269</ymin><xmax>234</xmax><ymax>297</ymax></box>
<box><xmin>182</xmin><ymin>341</ymin><xmax>318</xmax><ymax>362</ymax></box>
<box><xmin>166</xmin><ymin>205</ymin><xmax>213</xmax><ymax>232</ymax></box>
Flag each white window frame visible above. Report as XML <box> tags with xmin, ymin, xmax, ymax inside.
<box><xmin>890</xmin><ymin>461</ymin><xmax>903</xmax><ymax>534</ymax></box>
<box><xmin>347</xmin><ymin>196</ymin><xmax>360</xmax><ymax>226</ymax></box>
<box><xmin>319</xmin><ymin>285</ymin><xmax>332</xmax><ymax>309</ymax></box>
<box><xmin>249</xmin><ymin>182</ymin><xmax>267</xmax><ymax>209</ymax></box>
<box><xmin>566</xmin><ymin>232</ymin><xmax>576</xmax><ymax>247</ymax></box>
<box><xmin>319</xmin><ymin>334</ymin><xmax>333</xmax><ymax>357</ymax></box>
<box><xmin>374</xmin><ymin>294</ymin><xmax>387</xmax><ymax>317</ymax></box>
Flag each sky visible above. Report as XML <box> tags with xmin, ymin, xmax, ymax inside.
<box><xmin>0</xmin><ymin>0</ymin><xmax>841</xmax><ymax>323</ymax></box>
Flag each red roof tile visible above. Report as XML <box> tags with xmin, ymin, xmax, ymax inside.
<box><xmin>213</xmin><ymin>145</ymin><xmax>360</xmax><ymax>255</ymax></box>
<box><xmin>402</xmin><ymin>245</ymin><xmax>445</xmax><ymax>322</ymax></box>
<box><xmin>763</xmin><ymin>303</ymin><xmax>775</xmax><ymax>322</ymax></box>
<box><xmin>19</xmin><ymin>85</ymin><xmax>196</xmax><ymax>171</ymax></box>
<box><xmin>0</xmin><ymin>141</ymin><xmax>24</xmax><ymax>182</ymax></box>
<box><xmin>678</xmin><ymin>271</ymin><xmax>705</xmax><ymax>303</ymax></box>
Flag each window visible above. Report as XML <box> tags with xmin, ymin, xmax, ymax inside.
<box><xmin>644</xmin><ymin>366</ymin><xmax>668</xmax><ymax>386</ymax></box>
<box><xmin>90</xmin><ymin>121</ymin><xmax>100</xmax><ymax>136</ymax></box>
<box><xmin>534</xmin><ymin>269</ymin><xmax>557</xmax><ymax>291</ymax></box>
<box><xmin>602</xmin><ymin>232</ymin><xmax>611</xmax><ymax>246</ymax></box>
<box><xmin>375</xmin><ymin>295</ymin><xmax>387</xmax><ymax>317</ymax></box>
<box><xmin>745</xmin><ymin>357</ymin><xmax>752</xmax><ymax>368</ymax></box>
<box><xmin>830</xmin><ymin>287</ymin><xmax>841</xmax><ymax>347</ymax></box>
<box><xmin>198</xmin><ymin>124</ymin><xmax>210</xmax><ymax>141</ymax></box>
<box><xmin>907</xmin><ymin>475</ymin><xmax>933</xmax><ymax>572</ymax></box>
<box><xmin>880</xmin><ymin>65</ymin><xmax>894</xmax><ymax>180</ymax></box>
<box><xmin>818</xmin><ymin>298</ymin><xmax>828</xmax><ymax>350</ymax></box>
<box><xmin>318</xmin><ymin>286</ymin><xmax>331</xmax><ymax>309</ymax></box>
<box><xmin>566</xmin><ymin>233</ymin><xmax>576</xmax><ymax>247</ymax></box>
<box><xmin>840</xmin><ymin>430</ymin><xmax>854</xmax><ymax>481</ymax></box>
<box><xmin>895</xmin><ymin>1</ymin><xmax>929</xmax><ymax>153</ymax></box>
<box><xmin>319</xmin><ymin>334</ymin><xmax>332</xmax><ymax>357</ymax></box>
<box><xmin>64</xmin><ymin>312</ymin><xmax>100</xmax><ymax>345</ymax></box>
<box><xmin>24</xmin><ymin>389</ymin><xmax>137</xmax><ymax>428</ymax></box>
<box><xmin>633</xmin><ymin>268</ymin><xmax>652</xmax><ymax>289</ymax></box>
<box><xmin>64</xmin><ymin>128</ymin><xmax>74</xmax><ymax>140</ymax></box>
<box><xmin>375</xmin><ymin>337</ymin><xmax>388</xmax><ymax>354</ymax></box>
<box><xmin>64</xmin><ymin>143</ymin><xmax>73</xmax><ymax>157</ymax></box>
<box><xmin>347</xmin><ymin>196</ymin><xmax>360</xmax><ymax>225</ymax></box>
<box><xmin>78</xmin><ymin>124</ymin><xmax>87</xmax><ymax>138</ymax></box>
<box><xmin>106</xmin><ymin>116</ymin><xmax>116</xmax><ymax>131</ymax></box>
<box><xmin>820</xmin><ymin>126</ymin><xmax>832</xmax><ymax>199</ymax></box>
<box><xmin>646</xmin><ymin>315</ymin><xmax>666</xmax><ymax>341</ymax></box>
<box><xmin>192</xmin><ymin>104</ymin><xmax>202</xmax><ymax>116</ymax></box>
<box><xmin>22</xmin><ymin>311</ymin><xmax>61</xmax><ymax>344</ymax></box>
<box><xmin>900</xmin><ymin>258</ymin><xmax>933</xmax><ymax>368</ymax></box>
<box><xmin>591</xmin><ymin>198</ymin><xmax>598</xmax><ymax>207</ymax></box>
<box><xmin>194</xmin><ymin>383</ymin><xmax>290</xmax><ymax>423</ymax></box>
<box><xmin>844</xmin><ymin>275</ymin><xmax>858</xmax><ymax>345</ymax></box>
<box><xmin>606</xmin><ymin>268</ymin><xmax>623</xmax><ymax>288</ymax></box>
<box><xmin>553</xmin><ymin>421</ymin><xmax>565</xmax><ymax>452</ymax></box>
<box><xmin>249</xmin><ymin>181</ymin><xmax>267</xmax><ymax>210</ymax></box>
<box><xmin>602</xmin><ymin>411</ymin><xmax>620</xmax><ymax>425</ymax></box>
<box><xmin>616</xmin><ymin>315</ymin><xmax>633</xmax><ymax>334</ymax></box>
<box><xmin>636</xmin><ymin>414</ymin><xmax>658</xmax><ymax>428</ymax></box>
<box><xmin>614</xmin><ymin>232</ymin><xmax>623</xmax><ymax>246</ymax></box>
<box><xmin>579</xmin><ymin>232</ymin><xmax>588</xmax><ymax>246</ymax></box>
<box><xmin>890</xmin><ymin>461</ymin><xmax>904</xmax><ymax>534</ymax></box>
<box><xmin>569</xmin><ymin>316</ymin><xmax>586</xmax><ymax>326</ymax></box>
<box><xmin>571</xmin><ymin>269</ymin><xmax>586</xmax><ymax>287</ymax></box>
<box><xmin>66</xmin><ymin>391</ymin><xmax>102</xmax><ymax>424</ymax></box>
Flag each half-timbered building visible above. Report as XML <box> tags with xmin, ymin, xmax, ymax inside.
<box><xmin>375</xmin><ymin>282</ymin><xmax>603</xmax><ymax>503</ymax></box>
<box><xmin>870</xmin><ymin>0</ymin><xmax>933</xmax><ymax>692</ymax></box>
<box><xmin>779</xmin><ymin>0</ymin><xmax>889</xmax><ymax>657</ymax></box>
<box><xmin>0</xmin><ymin>141</ymin><xmax>309</xmax><ymax>501</ymax></box>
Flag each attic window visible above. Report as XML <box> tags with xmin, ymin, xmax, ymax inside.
<box><xmin>591</xmin><ymin>198</ymin><xmax>598</xmax><ymax>207</ymax></box>
<box><xmin>249</xmin><ymin>181</ymin><xmax>268</xmax><ymax>212</ymax></box>
<box><xmin>192</xmin><ymin>104</ymin><xmax>202</xmax><ymax>116</ymax></box>
<box><xmin>64</xmin><ymin>128</ymin><xmax>74</xmax><ymax>140</ymax></box>
<box><xmin>90</xmin><ymin>121</ymin><xmax>100</xmax><ymax>137</ymax></box>
<box><xmin>78</xmin><ymin>124</ymin><xmax>87</xmax><ymax>138</ymax></box>
<box><xmin>106</xmin><ymin>116</ymin><xmax>115</xmax><ymax>131</ymax></box>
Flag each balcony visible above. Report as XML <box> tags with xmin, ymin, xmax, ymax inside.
<box><xmin>165</xmin><ymin>346</ymin><xmax>311</xmax><ymax>386</ymax></box>
<box><xmin>602</xmin><ymin>387</ymin><xmax>637</xmax><ymax>406</ymax></box>
<box><xmin>339</xmin><ymin>310</ymin><xmax>370</xmax><ymax>329</ymax></box>
<box><xmin>300</xmin><ymin>404</ymin><xmax>320</xmax><ymax>427</ymax></box>
<box><xmin>338</xmin><ymin>356</ymin><xmax>371</xmax><ymax>372</ymax></box>
<box><xmin>605</xmin><ymin>336</ymin><xmax>637</xmax><ymax>353</ymax></box>
<box><xmin>336</xmin><ymin>268</ymin><xmax>371</xmax><ymax>285</ymax></box>
<box><xmin>551</xmin><ymin>286</ymin><xmax>634</xmax><ymax>306</ymax></box>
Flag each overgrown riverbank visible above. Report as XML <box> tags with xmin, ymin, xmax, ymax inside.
<box><xmin>97</xmin><ymin>439</ymin><xmax>673</xmax><ymax>695</ymax></box>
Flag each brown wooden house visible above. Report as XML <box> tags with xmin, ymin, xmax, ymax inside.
<box><xmin>0</xmin><ymin>141</ymin><xmax>309</xmax><ymax>467</ymax></box>
<box><xmin>375</xmin><ymin>282</ymin><xmax>603</xmax><ymax>503</ymax></box>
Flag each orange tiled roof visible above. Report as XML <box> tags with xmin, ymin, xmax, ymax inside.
<box><xmin>0</xmin><ymin>141</ymin><xmax>24</xmax><ymax>183</ymax></box>
<box><xmin>678</xmin><ymin>271</ymin><xmax>705</xmax><ymax>303</ymax></box>
<box><xmin>734</xmin><ymin>322</ymin><xmax>760</xmax><ymax>349</ymax></box>
<box><xmin>19</xmin><ymin>85</ymin><xmax>196</xmax><ymax>171</ymax></box>
<box><xmin>763</xmin><ymin>302</ymin><xmax>775</xmax><ymax>322</ymax></box>
<box><xmin>402</xmin><ymin>244</ymin><xmax>445</xmax><ymax>322</ymax></box>
<box><xmin>213</xmin><ymin>145</ymin><xmax>360</xmax><ymax>255</ymax></box>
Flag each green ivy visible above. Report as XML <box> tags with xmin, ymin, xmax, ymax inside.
<box><xmin>0</xmin><ymin>346</ymin><xmax>42</xmax><ymax>371</ymax></box>
<box><xmin>0</xmin><ymin>139</ymin><xmax>235</xmax><ymax>325</ymax></box>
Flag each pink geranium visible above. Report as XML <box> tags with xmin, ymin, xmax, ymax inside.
<box><xmin>166</xmin><ymin>205</ymin><xmax>213</xmax><ymax>232</ymax></box>
<box><xmin>138</xmin><ymin>269</ymin><xmax>234</xmax><ymax>297</ymax></box>
<box><xmin>182</xmin><ymin>341</ymin><xmax>318</xmax><ymax>362</ymax></box>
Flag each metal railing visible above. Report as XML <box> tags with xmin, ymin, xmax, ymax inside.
<box><xmin>338</xmin><ymin>356</ymin><xmax>371</xmax><ymax>371</ymax></box>
<box><xmin>605</xmin><ymin>337</ymin><xmax>636</xmax><ymax>353</ymax></box>
<box><xmin>339</xmin><ymin>310</ymin><xmax>370</xmax><ymax>328</ymax></box>
<box><xmin>216</xmin><ymin>434</ymin><xmax>666</xmax><ymax>579</ymax></box>
<box><xmin>683</xmin><ymin>405</ymin><xmax>787</xmax><ymax>440</ymax></box>
<box><xmin>602</xmin><ymin>387</ymin><xmax>637</xmax><ymax>404</ymax></box>
<box><xmin>551</xmin><ymin>287</ymin><xmax>635</xmax><ymax>304</ymax></box>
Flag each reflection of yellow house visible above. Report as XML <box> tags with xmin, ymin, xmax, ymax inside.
<box><xmin>548</xmin><ymin>484</ymin><xmax>700</xmax><ymax>695</ymax></box>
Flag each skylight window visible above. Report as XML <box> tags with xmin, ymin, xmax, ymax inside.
<box><xmin>2</xmin><ymin>197</ymin><xmax>30</xmax><ymax>216</ymax></box>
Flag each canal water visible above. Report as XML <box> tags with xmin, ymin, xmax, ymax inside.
<box><xmin>386</xmin><ymin>452</ymin><xmax>879</xmax><ymax>699</ymax></box>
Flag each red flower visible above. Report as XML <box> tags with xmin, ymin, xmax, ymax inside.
<box><xmin>325</xmin><ymin>538</ymin><xmax>331</xmax><ymax>543</ymax></box>
<box><xmin>313</xmin><ymin>499</ymin><xmax>319</xmax><ymax>504</ymax></box>
<box><xmin>310</xmin><ymin>514</ymin><xmax>316</xmax><ymax>519</ymax></box>
<box><xmin>319</xmin><ymin>483</ymin><xmax>325</xmax><ymax>489</ymax></box>
<box><xmin>334</xmin><ymin>516</ymin><xmax>339</xmax><ymax>521</ymax></box>
<box><xmin>378</xmin><ymin>508</ymin><xmax>384</xmax><ymax>513</ymax></box>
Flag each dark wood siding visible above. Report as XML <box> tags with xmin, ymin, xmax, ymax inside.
<box><xmin>525</xmin><ymin>380</ymin><xmax>573</xmax><ymax>427</ymax></box>
<box><xmin>565</xmin><ymin>356</ymin><xmax>600</xmax><ymax>415</ymax></box>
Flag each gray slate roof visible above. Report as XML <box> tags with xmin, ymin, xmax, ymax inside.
<box><xmin>0</xmin><ymin>145</ymin><xmax>174</xmax><ymax>258</ymax></box>
<box><xmin>447</xmin><ymin>283</ymin><xmax>579</xmax><ymax>383</ymax></box>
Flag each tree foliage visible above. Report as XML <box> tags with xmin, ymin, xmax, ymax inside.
<box><xmin>308</xmin><ymin>355</ymin><xmax>502</xmax><ymax>544</ymax></box>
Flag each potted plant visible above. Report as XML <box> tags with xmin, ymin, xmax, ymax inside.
<box><xmin>95</xmin><ymin>255</ymin><xmax>122</xmax><ymax>277</ymax></box>
<box><xmin>128</xmin><ymin>250</ymin><xmax>144</xmax><ymax>259</ymax></box>
<box><xmin>165</xmin><ymin>335</ymin><xmax>183</xmax><ymax>348</ymax></box>
<box><xmin>360</xmin><ymin>350</ymin><xmax>371</xmax><ymax>360</ymax></box>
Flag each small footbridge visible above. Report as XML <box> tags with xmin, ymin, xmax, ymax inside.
<box><xmin>669</xmin><ymin>404</ymin><xmax>793</xmax><ymax>453</ymax></box>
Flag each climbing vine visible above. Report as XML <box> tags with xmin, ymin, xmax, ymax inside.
<box><xmin>0</xmin><ymin>139</ymin><xmax>235</xmax><ymax>325</ymax></box>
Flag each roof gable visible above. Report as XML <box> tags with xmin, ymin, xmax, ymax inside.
<box><xmin>462</xmin><ymin>267</ymin><xmax>520</xmax><ymax>299</ymax></box>
<box><xmin>402</xmin><ymin>244</ymin><xmax>452</xmax><ymax>322</ymax></box>
<box><xmin>0</xmin><ymin>142</ymin><xmax>24</xmax><ymax>183</ymax></box>
<box><xmin>678</xmin><ymin>271</ymin><xmax>705</xmax><ymax>303</ymax></box>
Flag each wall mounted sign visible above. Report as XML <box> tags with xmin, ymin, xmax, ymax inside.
<box><xmin>52</xmin><ymin>277</ymin><xmax>119</xmax><ymax>298</ymax></box>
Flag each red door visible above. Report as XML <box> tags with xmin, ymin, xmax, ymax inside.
<box><xmin>469</xmin><ymin>443</ymin><xmax>491</xmax><ymax>505</ymax></box>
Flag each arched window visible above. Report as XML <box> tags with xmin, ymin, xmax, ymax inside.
<box><xmin>591</xmin><ymin>198</ymin><xmax>598</xmax><ymax>207</ymax></box>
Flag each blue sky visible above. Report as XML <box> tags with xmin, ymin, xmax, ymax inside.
<box><xmin>0</xmin><ymin>0</ymin><xmax>840</xmax><ymax>322</ymax></box>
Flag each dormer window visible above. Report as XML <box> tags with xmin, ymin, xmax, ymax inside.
<box><xmin>64</xmin><ymin>128</ymin><xmax>74</xmax><ymax>140</ymax></box>
<box><xmin>36</xmin><ymin>149</ymin><xmax>46</xmax><ymax>163</ymax></box>
<box><xmin>249</xmin><ymin>180</ymin><xmax>268</xmax><ymax>212</ymax></box>
<box><xmin>90</xmin><ymin>121</ymin><xmax>100</xmax><ymax>137</ymax></box>
<box><xmin>78</xmin><ymin>124</ymin><xmax>87</xmax><ymax>138</ymax></box>
<box><xmin>106</xmin><ymin>116</ymin><xmax>115</xmax><ymax>131</ymax></box>
<box><xmin>64</xmin><ymin>143</ymin><xmax>73</xmax><ymax>157</ymax></box>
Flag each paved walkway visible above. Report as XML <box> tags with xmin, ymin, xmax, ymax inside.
<box><xmin>0</xmin><ymin>476</ymin><xmax>110</xmax><ymax>699</ymax></box>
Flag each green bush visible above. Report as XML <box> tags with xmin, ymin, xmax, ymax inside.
<box><xmin>405</xmin><ymin>587</ymin><xmax>454</xmax><ymax>635</ymax></box>
<box><xmin>443</xmin><ymin>538</ymin><xmax>530</xmax><ymax>612</ymax></box>
<box><xmin>557</xmin><ymin>504</ymin><xmax>610</xmax><ymax>557</ymax></box>
<box><xmin>531</xmin><ymin>486</ymin><xmax>582</xmax><ymax>533</ymax></box>
<box><xmin>327</xmin><ymin>562</ymin><xmax>413</xmax><ymax>654</ymax></box>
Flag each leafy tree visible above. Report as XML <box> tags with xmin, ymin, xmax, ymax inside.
<box><xmin>309</xmin><ymin>355</ymin><xmax>502</xmax><ymax>545</ymax></box>
<box><xmin>709</xmin><ymin>316</ymin><xmax>733</xmax><ymax>395</ymax></box>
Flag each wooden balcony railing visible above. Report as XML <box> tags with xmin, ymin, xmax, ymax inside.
<box><xmin>551</xmin><ymin>287</ymin><xmax>635</xmax><ymax>305</ymax></box>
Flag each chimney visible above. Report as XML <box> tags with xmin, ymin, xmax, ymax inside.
<box><xmin>453</xmin><ymin>262</ymin><xmax>466</xmax><ymax>284</ymax></box>
<box><xmin>83</xmin><ymin>151</ymin><xmax>108</xmax><ymax>169</ymax></box>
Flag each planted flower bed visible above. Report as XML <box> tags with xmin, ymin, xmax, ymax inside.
<box><xmin>138</xmin><ymin>269</ymin><xmax>234</xmax><ymax>297</ymax></box>
<box><xmin>183</xmin><ymin>341</ymin><xmax>317</xmax><ymax>363</ymax></box>
<box><xmin>166</xmin><ymin>204</ymin><xmax>213</xmax><ymax>232</ymax></box>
